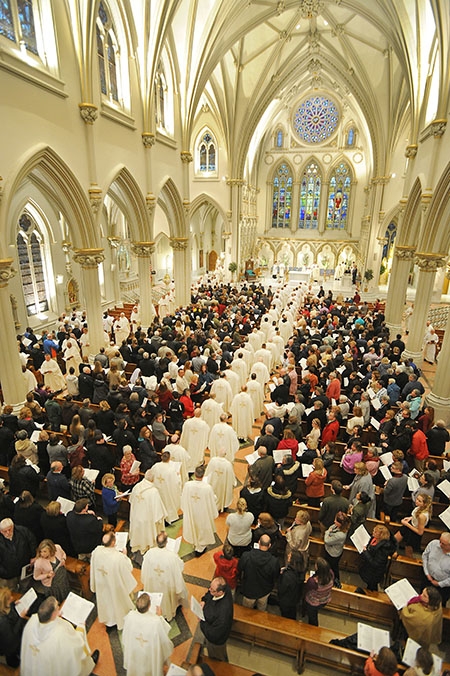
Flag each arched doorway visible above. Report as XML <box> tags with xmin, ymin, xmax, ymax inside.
<box><xmin>208</xmin><ymin>250</ymin><xmax>218</xmax><ymax>271</ymax></box>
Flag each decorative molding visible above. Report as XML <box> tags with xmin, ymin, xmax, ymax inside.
<box><xmin>405</xmin><ymin>144</ymin><xmax>418</xmax><ymax>158</ymax></box>
<box><xmin>146</xmin><ymin>193</ymin><xmax>156</xmax><ymax>216</ymax></box>
<box><xmin>61</xmin><ymin>240</ymin><xmax>72</xmax><ymax>254</ymax></box>
<box><xmin>421</xmin><ymin>191</ymin><xmax>433</xmax><ymax>208</ymax></box>
<box><xmin>299</xmin><ymin>0</ymin><xmax>323</xmax><ymax>18</ymax></box>
<box><xmin>10</xmin><ymin>294</ymin><xmax>20</xmax><ymax>330</ymax></box>
<box><xmin>170</xmin><ymin>238</ymin><xmax>189</xmax><ymax>251</ymax></box>
<box><xmin>415</xmin><ymin>252</ymin><xmax>447</xmax><ymax>271</ymax></box>
<box><xmin>0</xmin><ymin>259</ymin><xmax>16</xmax><ymax>288</ymax></box>
<box><xmin>394</xmin><ymin>245</ymin><xmax>416</xmax><ymax>260</ymax></box>
<box><xmin>226</xmin><ymin>178</ymin><xmax>245</xmax><ymax>187</ymax></box>
<box><xmin>107</xmin><ymin>236</ymin><xmax>120</xmax><ymax>249</ymax></box>
<box><xmin>419</xmin><ymin>118</ymin><xmax>447</xmax><ymax>142</ymax></box>
<box><xmin>78</xmin><ymin>103</ymin><xmax>98</xmax><ymax>124</ymax></box>
<box><xmin>0</xmin><ymin>175</ymin><xmax>3</xmax><ymax>205</ymax></box>
<box><xmin>180</xmin><ymin>151</ymin><xmax>193</xmax><ymax>164</ymax></box>
<box><xmin>182</xmin><ymin>199</ymin><xmax>191</xmax><ymax>214</ymax></box>
<box><xmin>88</xmin><ymin>185</ymin><xmax>103</xmax><ymax>213</ymax></box>
<box><xmin>141</xmin><ymin>132</ymin><xmax>155</xmax><ymax>148</ymax></box>
<box><xmin>73</xmin><ymin>248</ymin><xmax>105</xmax><ymax>268</ymax></box>
<box><xmin>275</xmin><ymin>0</ymin><xmax>285</xmax><ymax>15</ymax></box>
<box><xmin>371</xmin><ymin>175</ymin><xmax>390</xmax><ymax>186</ymax></box>
<box><xmin>131</xmin><ymin>241</ymin><xmax>155</xmax><ymax>257</ymax></box>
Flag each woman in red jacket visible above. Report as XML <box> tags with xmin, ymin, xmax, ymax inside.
<box><xmin>277</xmin><ymin>428</ymin><xmax>299</xmax><ymax>460</ymax></box>
<box><xmin>364</xmin><ymin>647</ymin><xmax>399</xmax><ymax>676</ymax></box>
<box><xmin>305</xmin><ymin>457</ymin><xmax>327</xmax><ymax>507</ymax></box>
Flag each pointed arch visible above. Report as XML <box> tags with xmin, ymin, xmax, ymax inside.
<box><xmin>397</xmin><ymin>177</ymin><xmax>424</xmax><ymax>246</ymax></box>
<box><xmin>190</xmin><ymin>193</ymin><xmax>228</xmax><ymax>228</ymax></box>
<box><xmin>194</xmin><ymin>127</ymin><xmax>218</xmax><ymax>177</ymax></box>
<box><xmin>325</xmin><ymin>160</ymin><xmax>353</xmax><ymax>230</ymax></box>
<box><xmin>1</xmin><ymin>145</ymin><xmax>94</xmax><ymax>253</ymax></box>
<box><xmin>420</xmin><ymin>162</ymin><xmax>450</xmax><ymax>253</ymax></box>
<box><xmin>157</xmin><ymin>178</ymin><xmax>185</xmax><ymax>239</ymax></box>
<box><xmin>104</xmin><ymin>166</ymin><xmax>148</xmax><ymax>241</ymax></box>
<box><xmin>298</xmin><ymin>157</ymin><xmax>322</xmax><ymax>230</ymax></box>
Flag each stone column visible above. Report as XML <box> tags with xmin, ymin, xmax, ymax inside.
<box><xmin>227</xmin><ymin>178</ymin><xmax>245</xmax><ymax>269</ymax></box>
<box><xmin>427</xmin><ymin>265</ymin><xmax>450</xmax><ymax>424</ymax></box>
<box><xmin>72</xmin><ymin>249</ymin><xmax>106</xmax><ymax>357</ymax></box>
<box><xmin>385</xmin><ymin>245</ymin><xmax>416</xmax><ymax>335</ymax></box>
<box><xmin>403</xmin><ymin>253</ymin><xmax>447</xmax><ymax>362</ymax></box>
<box><xmin>131</xmin><ymin>242</ymin><xmax>155</xmax><ymax>327</ymax></box>
<box><xmin>170</xmin><ymin>238</ymin><xmax>189</xmax><ymax>307</ymax></box>
<box><xmin>0</xmin><ymin>260</ymin><xmax>28</xmax><ymax>409</ymax></box>
<box><xmin>107</xmin><ymin>236</ymin><xmax>121</xmax><ymax>303</ymax></box>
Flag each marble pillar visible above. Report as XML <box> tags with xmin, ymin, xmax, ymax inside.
<box><xmin>385</xmin><ymin>245</ymin><xmax>416</xmax><ymax>335</ymax></box>
<box><xmin>131</xmin><ymin>241</ymin><xmax>155</xmax><ymax>327</ymax></box>
<box><xmin>170</xmin><ymin>238</ymin><xmax>190</xmax><ymax>307</ymax></box>
<box><xmin>0</xmin><ymin>260</ymin><xmax>28</xmax><ymax>410</ymax></box>
<box><xmin>403</xmin><ymin>253</ymin><xmax>447</xmax><ymax>362</ymax></box>
<box><xmin>72</xmin><ymin>249</ymin><xmax>106</xmax><ymax>357</ymax></box>
<box><xmin>426</xmin><ymin>299</ymin><xmax>450</xmax><ymax>424</ymax></box>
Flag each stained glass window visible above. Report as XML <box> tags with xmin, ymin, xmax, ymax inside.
<box><xmin>276</xmin><ymin>130</ymin><xmax>283</xmax><ymax>147</ymax></box>
<box><xmin>154</xmin><ymin>67</ymin><xmax>166</xmax><ymax>128</ymax></box>
<box><xmin>326</xmin><ymin>162</ymin><xmax>351</xmax><ymax>229</ymax></box>
<box><xmin>17</xmin><ymin>213</ymin><xmax>48</xmax><ymax>315</ymax></box>
<box><xmin>382</xmin><ymin>222</ymin><xmax>397</xmax><ymax>259</ymax></box>
<box><xmin>198</xmin><ymin>131</ymin><xmax>216</xmax><ymax>172</ymax></box>
<box><xmin>272</xmin><ymin>163</ymin><xmax>292</xmax><ymax>228</ymax></box>
<box><xmin>293</xmin><ymin>96</ymin><xmax>339</xmax><ymax>144</ymax></box>
<box><xmin>299</xmin><ymin>161</ymin><xmax>321</xmax><ymax>229</ymax></box>
<box><xmin>96</xmin><ymin>2</ymin><xmax>120</xmax><ymax>104</ymax></box>
<box><xmin>0</xmin><ymin>0</ymin><xmax>37</xmax><ymax>54</ymax></box>
<box><xmin>346</xmin><ymin>127</ymin><xmax>355</xmax><ymax>146</ymax></box>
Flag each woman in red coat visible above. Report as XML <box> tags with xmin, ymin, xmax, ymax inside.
<box><xmin>277</xmin><ymin>428</ymin><xmax>298</xmax><ymax>460</ymax></box>
<box><xmin>305</xmin><ymin>457</ymin><xmax>327</xmax><ymax>507</ymax></box>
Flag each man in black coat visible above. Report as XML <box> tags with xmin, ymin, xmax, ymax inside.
<box><xmin>0</xmin><ymin>518</ymin><xmax>36</xmax><ymax>587</ymax></box>
<box><xmin>66</xmin><ymin>498</ymin><xmax>103</xmax><ymax>556</ymax></box>
<box><xmin>238</xmin><ymin>534</ymin><xmax>280</xmax><ymax>610</ymax></box>
<box><xmin>199</xmin><ymin>577</ymin><xmax>233</xmax><ymax>662</ymax></box>
<box><xmin>78</xmin><ymin>367</ymin><xmax>94</xmax><ymax>400</ymax></box>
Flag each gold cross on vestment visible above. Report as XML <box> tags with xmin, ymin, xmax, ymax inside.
<box><xmin>214</xmin><ymin>469</ymin><xmax>224</xmax><ymax>477</ymax></box>
<box><xmin>136</xmin><ymin>633</ymin><xmax>148</xmax><ymax>647</ymax></box>
<box><xmin>98</xmin><ymin>566</ymin><xmax>108</xmax><ymax>576</ymax></box>
<box><xmin>135</xmin><ymin>493</ymin><xmax>144</xmax><ymax>502</ymax></box>
<box><xmin>191</xmin><ymin>493</ymin><xmax>200</xmax><ymax>502</ymax></box>
<box><xmin>30</xmin><ymin>644</ymin><xmax>40</xmax><ymax>656</ymax></box>
<box><xmin>153</xmin><ymin>565</ymin><xmax>165</xmax><ymax>576</ymax></box>
<box><xmin>157</xmin><ymin>476</ymin><xmax>165</xmax><ymax>483</ymax></box>
<box><xmin>217</xmin><ymin>430</ymin><xmax>225</xmax><ymax>438</ymax></box>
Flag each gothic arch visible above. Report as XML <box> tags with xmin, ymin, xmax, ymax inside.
<box><xmin>1</xmin><ymin>145</ymin><xmax>94</xmax><ymax>253</ymax></box>
<box><xmin>397</xmin><ymin>176</ymin><xmax>424</xmax><ymax>247</ymax></box>
<box><xmin>104</xmin><ymin>166</ymin><xmax>148</xmax><ymax>241</ymax></box>
<box><xmin>157</xmin><ymin>178</ymin><xmax>185</xmax><ymax>239</ymax></box>
<box><xmin>190</xmin><ymin>193</ymin><xmax>228</xmax><ymax>227</ymax></box>
<box><xmin>420</xmin><ymin>161</ymin><xmax>450</xmax><ymax>253</ymax></box>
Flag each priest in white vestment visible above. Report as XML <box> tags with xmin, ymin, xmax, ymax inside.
<box><xmin>40</xmin><ymin>354</ymin><xmax>66</xmax><ymax>392</ymax></box>
<box><xmin>230</xmin><ymin>386</ymin><xmax>254</xmax><ymax>441</ymax></box>
<box><xmin>150</xmin><ymin>451</ymin><xmax>182</xmax><ymax>524</ymax></box>
<box><xmin>141</xmin><ymin>531</ymin><xmax>188</xmax><ymax>621</ymax></box>
<box><xmin>180</xmin><ymin>408</ymin><xmax>209</xmax><ymax>472</ymax></box>
<box><xmin>90</xmin><ymin>531</ymin><xmax>136</xmax><ymax>630</ymax></box>
<box><xmin>224</xmin><ymin>367</ymin><xmax>240</xmax><ymax>397</ymax></box>
<box><xmin>129</xmin><ymin>471</ymin><xmax>168</xmax><ymax>553</ymax></box>
<box><xmin>165</xmin><ymin>435</ymin><xmax>190</xmax><ymax>485</ymax></box>
<box><xmin>208</xmin><ymin>414</ymin><xmax>239</xmax><ymax>462</ymax></box>
<box><xmin>210</xmin><ymin>375</ymin><xmax>233</xmax><ymax>413</ymax></box>
<box><xmin>246</xmin><ymin>373</ymin><xmax>265</xmax><ymax>420</ymax></box>
<box><xmin>114</xmin><ymin>313</ymin><xmax>131</xmax><ymax>346</ymax></box>
<box><xmin>20</xmin><ymin>597</ymin><xmax>95</xmax><ymax>676</ymax></box>
<box><xmin>253</xmin><ymin>345</ymin><xmax>272</xmax><ymax>372</ymax></box>
<box><xmin>181</xmin><ymin>465</ymin><xmax>218</xmax><ymax>555</ymax></box>
<box><xmin>200</xmin><ymin>393</ymin><xmax>223</xmax><ymax>428</ymax></box>
<box><xmin>122</xmin><ymin>593</ymin><xmax>173</xmax><ymax>676</ymax></box>
<box><xmin>205</xmin><ymin>449</ymin><xmax>235</xmax><ymax>512</ymax></box>
<box><xmin>251</xmin><ymin>358</ymin><xmax>271</xmax><ymax>387</ymax></box>
<box><xmin>230</xmin><ymin>353</ymin><xmax>248</xmax><ymax>388</ymax></box>
<box><xmin>63</xmin><ymin>339</ymin><xmax>82</xmax><ymax>371</ymax></box>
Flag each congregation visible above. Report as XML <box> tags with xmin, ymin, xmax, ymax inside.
<box><xmin>0</xmin><ymin>275</ymin><xmax>450</xmax><ymax>676</ymax></box>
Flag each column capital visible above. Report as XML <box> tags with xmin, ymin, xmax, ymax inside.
<box><xmin>404</xmin><ymin>144</ymin><xmax>418</xmax><ymax>158</ymax></box>
<box><xmin>170</xmin><ymin>237</ymin><xmax>189</xmax><ymax>251</ymax></box>
<box><xmin>226</xmin><ymin>178</ymin><xmax>245</xmax><ymax>187</ymax></box>
<box><xmin>180</xmin><ymin>151</ymin><xmax>193</xmax><ymax>163</ymax></box>
<box><xmin>415</xmin><ymin>252</ymin><xmax>448</xmax><ymax>272</ymax></box>
<box><xmin>0</xmin><ymin>259</ymin><xmax>16</xmax><ymax>288</ymax></box>
<box><xmin>88</xmin><ymin>184</ymin><xmax>103</xmax><ymax>213</ymax></box>
<box><xmin>131</xmin><ymin>241</ymin><xmax>155</xmax><ymax>257</ymax></box>
<box><xmin>141</xmin><ymin>132</ymin><xmax>155</xmax><ymax>148</ymax></box>
<box><xmin>394</xmin><ymin>245</ymin><xmax>416</xmax><ymax>260</ymax></box>
<box><xmin>146</xmin><ymin>193</ymin><xmax>156</xmax><ymax>216</ymax></box>
<box><xmin>78</xmin><ymin>103</ymin><xmax>98</xmax><ymax>124</ymax></box>
<box><xmin>73</xmin><ymin>248</ymin><xmax>105</xmax><ymax>268</ymax></box>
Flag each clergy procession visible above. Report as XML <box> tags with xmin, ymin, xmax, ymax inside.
<box><xmin>2</xmin><ymin>275</ymin><xmax>450</xmax><ymax>676</ymax></box>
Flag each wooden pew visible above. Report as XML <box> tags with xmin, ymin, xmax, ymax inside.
<box><xmin>65</xmin><ymin>557</ymin><xmax>92</xmax><ymax>600</ymax></box>
<box><xmin>184</xmin><ymin>642</ymin><xmax>257</xmax><ymax>676</ymax></box>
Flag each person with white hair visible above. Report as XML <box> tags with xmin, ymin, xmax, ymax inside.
<box><xmin>208</xmin><ymin>413</ymin><xmax>240</xmax><ymax>463</ymax></box>
<box><xmin>114</xmin><ymin>312</ymin><xmax>131</xmax><ymax>346</ymax></box>
<box><xmin>230</xmin><ymin>385</ymin><xmax>254</xmax><ymax>442</ymax></box>
<box><xmin>205</xmin><ymin>448</ymin><xmax>235</xmax><ymax>512</ymax></box>
<box><xmin>180</xmin><ymin>408</ymin><xmax>210</xmax><ymax>472</ymax></box>
<box><xmin>40</xmin><ymin>354</ymin><xmax>66</xmax><ymax>392</ymax></box>
<box><xmin>129</xmin><ymin>470</ymin><xmax>168</xmax><ymax>553</ymax></box>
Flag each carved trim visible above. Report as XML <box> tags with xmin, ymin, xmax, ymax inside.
<box><xmin>299</xmin><ymin>0</ymin><xmax>323</xmax><ymax>18</ymax></box>
<box><xmin>180</xmin><ymin>151</ymin><xmax>193</xmax><ymax>163</ymax></box>
<box><xmin>419</xmin><ymin>118</ymin><xmax>447</xmax><ymax>142</ymax></box>
<box><xmin>146</xmin><ymin>193</ymin><xmax>156</xmax><ymax>215</ymax></box>
<box><xmin>0</xmin><ymin>175</ymin><xmax>3</xmax><ymax>205</ymax></box>
<box><xmin>394</xmin><ymin>245</ymin><xmax>416</xmax><ymax>260</ymax></box>
<box><xmin>131</xmin><ymin>241</ymin><xmax>155</xmax><ymax>257</ymax></box>
<box><xmin>73</xmin><ymin>248</ymin><xmax>105</xmax><ymax>268</ymax></box>
<box><xmin>78</xmin><ymin>103</ymin><xmax>98</xmax><ymax>124</ymax></box>
<box><xmin>141</xmin><ymin>132</ymin><xmax>155</xmax><ymax>148</ymax></box>
<box><xmin>226</xmin><ymin>178</ymin><xmax>245</xmax><ymax>187</ymax></box>
<box><xmin>183</xmin><ymin>199</ymin><xmax>190</xmax><ymax>214</ymax></box>
<box><xmin>0</xmin><ymin>259</ymin><xmax>16</xmax><ymax>288</ymax></box>
<box><xmin>170</xmin><ymin>238</ymin><xmax>189</xmax><ymax>251</ymax></box>
<box><xmin>415</xmin><ymin>252</ymin><xmax>448</xmax><ymax>271</ymax></box>
<box><xmin>405</xmin><ymin>144</ymin><xmax>418</xmax><ymax>158</ymax></box>
<box><xmin>88</xmin><ymin>185</ymin><xmax>103</xmax><ymax>214</ymax></box>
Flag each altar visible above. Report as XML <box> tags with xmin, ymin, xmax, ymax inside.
<box><xmin>288</xmin><ymin>268</ymin><xmax>311</xmax><ymax>284</ymax></box>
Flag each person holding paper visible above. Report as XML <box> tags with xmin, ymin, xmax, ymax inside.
<box><xmin>198</xmin><ymin>576</ymin><xmax>233</xmax><ymax>662</ymax></box>
<box><xmin>345</xmin><ymin>462</ymin><xmax>376</xmax><ymax>518</ymax></box>
<box><xmin>20</xmin><ymin>596</ymin><xmax>97</xmax><ymax>676</ymax></box>
<box><xmin>381</xmin><ymin>461</ymin><xmax>408</xmax><ymax>522</ymax></box>
<box><xmin>0</xmin><ymin>586</ymin><xmax>27</xmax><ymax>667</ymax></box>
<box><xmin>33</xmin><ymin>538</ymin><xmax>70</xmax><ymax>602</ymax></box>
<box><xmin>403</xmin><ymin>646</ymin><xmax>436</xmax><ymax>676</ymax></box>
<box><xmin>356</xmin><ymin>524</ymin><xmax>396</xmax><ymax>592</ymax></box>
<box><xmin>122</xmin><ymin>592</ymin><xmax>173</xmax><ymax>676</ymax></box>
<box><xmin>363</xmin><ymin>647</ymin><xmax>399</xmax><ymax>676</ymax></box>
<box><xmin>422</xmin><ymin>533</ymin><xmax>450</xmax><ymax>606</ymax></box>
<box><xmin>323</xmin><ymin>511</ymin><xmax>351</xmax><ymax>589</ymax></box>
<box><xmin>394</xmin><ymin>492</ymin><xmax>432</xmax><ymax>558</ymax></box>
<box><xmin>0</xmin><ymin>518</ymin><xmax>36</xmax><ymax>589</ymax></box>
<box><xmin>400</xmin><ymin>587</ymin><xmax>442</xmax><ymax>649</ymax></box>
<box><xmin>141</xmin><ymin>531</ymin><xmax>188</xmax><ymax>621</ymax></box>
<box><xmin>120</xmin><ymin>445</ymin><xmax>141</xmax><ymax>490</ymax></box>
<box><xmin>90</xmin><ymin>531</ymin><xmax>136</xmax><ymax>631</ymax></box>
